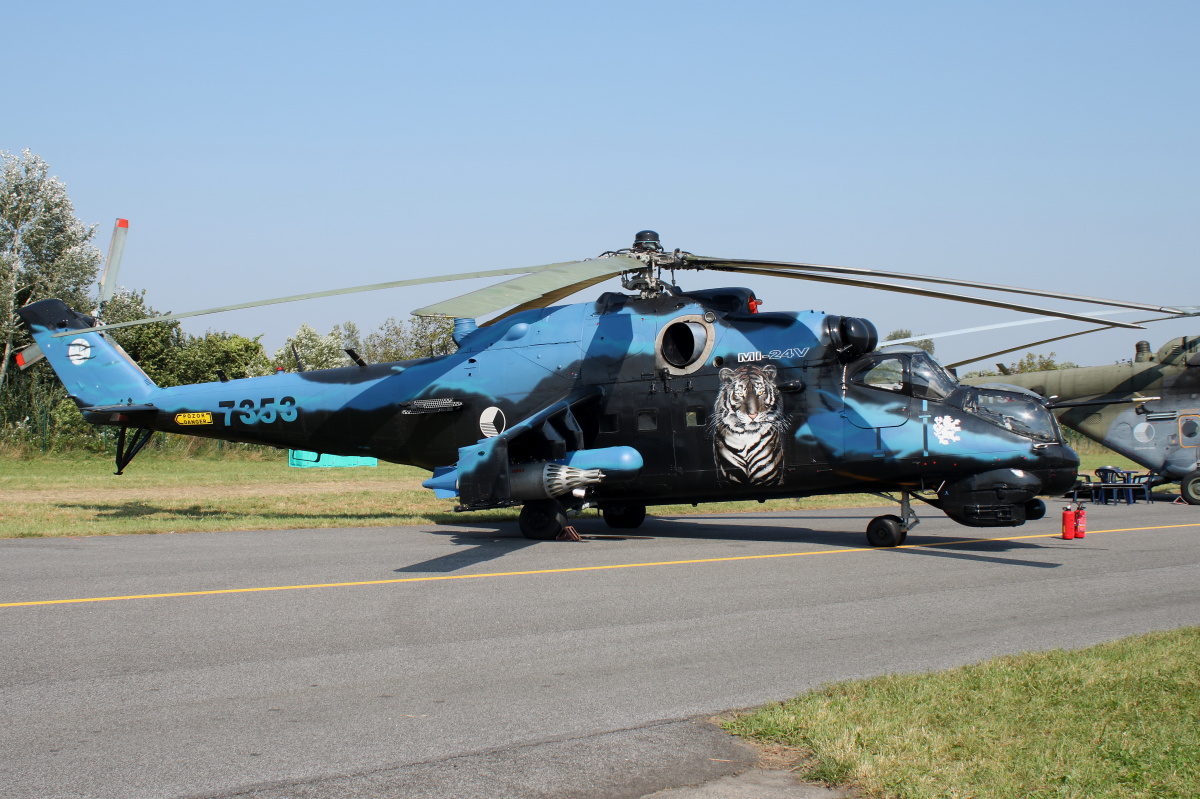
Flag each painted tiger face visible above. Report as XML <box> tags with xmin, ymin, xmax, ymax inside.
<box><xmin>712</xmin><ymin>364</ymin><xmax>787</xmax><ymax>486</ymax></box>
<box><xmin>715</xmin><ymin>365</ymin><xmax>781</xmax><ymax>433</ymax></box>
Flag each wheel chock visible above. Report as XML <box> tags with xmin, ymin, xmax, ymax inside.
<box><xmin>557</xmin><ymin>526</ymin><xmax>582</xmax><ymax>542</ymax></box>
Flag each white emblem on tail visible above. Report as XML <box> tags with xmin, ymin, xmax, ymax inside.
<box><xmin>67</xmin><ymin>338</ymin><xmax>92</xmax><ymax>366</ymax></box>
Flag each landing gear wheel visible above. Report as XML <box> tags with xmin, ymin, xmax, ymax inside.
<box><xmin>602</xmin><ymin>504</ymin><xmax>647</xmax><ymax>529</ymax></box>
<box><xmin>866</xmin><ymin>514</ymin><xmax>904</xmax><ymax>547</ymax></box>
<box><xmin>1182</xmin><ymin>471</ymin><xmax>1200</xmax><ymax>505</ymax></box>
<box><xmin>519</xmin><ymin>500</ymin><xmax>567</xmax><ymax>540</ymax></box>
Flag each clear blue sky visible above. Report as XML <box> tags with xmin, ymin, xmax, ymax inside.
<box><xmin>5</xmin><ymin>1</ymin><xmax>1197</xmax><ymax>367</ymax></box>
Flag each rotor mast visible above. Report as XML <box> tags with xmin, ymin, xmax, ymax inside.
<box><xmin>615</xmin><ymin>230</ymin><xmax>690</xmax><ymax>299</ymax></box>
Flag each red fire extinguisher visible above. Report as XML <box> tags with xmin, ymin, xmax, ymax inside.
<box><xmin>1061</xmin><ymin>506</ymin><xmax>1076</xmax><ymax>539</ymax></box>
<box><xmin>1074</xmin><ymin>506</ymin><xmax>1086</xmax><ymax>539</ymax></box>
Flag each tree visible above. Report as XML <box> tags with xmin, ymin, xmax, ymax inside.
<box><xmin>360</xmin><ymin>316</ymin><xmax>455</xmax><ymax>362</ymax></box>
<box><xmin>0</xmin><ymin>150</ymin><xmax>102</xmax><ymax>394</ymax></box>
<box><xmin>964</xmin><ymin>351</ymin><xmax>1080</xmax><ymax>378</ymax></box>
<box><xmin>1006</xmin><ymin>352</ymin><xmax>1078</xmax><ymax>373</ymax></box>
<box><xmin>885</xmin><ymin>328</ymin><xmax>935</xmax><ymax>355</ymax></box>
<box><xmin>87</xmin><ymin>288</ymin><xmax>268</xmax><ymax>387</ymax></box>
<box><xmin>269</xmin><ymin>316</ymin><xmax>456</xmax><ymax>373</ymax></box>
<box><xmin>102</xmin><ymin>289</ymin><xmax>188</xmax><ymax>386</ymax></box>
<box><xmin>177</xmin><ymin>331</ymin><xmax>270</xmax><ymax>384</ymax></box>
<box><xmin>271</xmin><ymin>323</ymin><xmax>346</xmax><ymax>372</ymax></box>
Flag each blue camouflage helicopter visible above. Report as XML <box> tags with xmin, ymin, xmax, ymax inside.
<box><xmin>18</xmin><ymin>228</ymin><xmax>1182</xmax><ymax>545</ymax></box>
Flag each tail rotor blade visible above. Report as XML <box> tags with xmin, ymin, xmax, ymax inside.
<box><xmin>96</xmin><ymin>218</ymin><xmax>129</xmax><ymax>313</ymax></box>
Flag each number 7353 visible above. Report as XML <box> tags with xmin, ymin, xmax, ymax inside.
<box><xmin>218</xmin><ymin>396</ymin><xmax>298</xmax><ymax>425</ymax></box>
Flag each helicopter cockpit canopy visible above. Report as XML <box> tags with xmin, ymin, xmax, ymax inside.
<box><xmin>947</xmin><ymin>385</ymin><xmax>1061</xmax><ymax>443</ymax></box>
<box><xmin>848</xmin><ymin>348</ymin><xmax>958</xmax><ymax>401</ymax></box>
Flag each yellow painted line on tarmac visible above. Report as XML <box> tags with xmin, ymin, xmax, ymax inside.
<box><xmin>3</xmin><ymin>522</ymin><xmax>1198</xmax><ymax>609</ymax></box>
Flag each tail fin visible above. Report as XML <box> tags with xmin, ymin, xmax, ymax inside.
<box><xmin>17</xmin><ymin>299</ymin><xmax>158</xmax><ymax>409</ymax></box>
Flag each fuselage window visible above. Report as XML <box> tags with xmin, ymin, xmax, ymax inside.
<box><xmin>685</xmin><ymin>407</ymin><xmax>706</xmax><ymax>427</ymax></box>
<box><xmin>637</xmin><ymin>409</ymin><xmax>658</xmax><ymax>431</ymax></box>
<box><xmin>1180</xmin><ymin>416</ymin><xmax>1199</xmax><ymax>446</ymax></box>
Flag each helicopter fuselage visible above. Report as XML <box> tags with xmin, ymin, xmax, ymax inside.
<box><xmin>23</xmin><ymin>289</ymin><xmax>1078</xmax><ymax>529</ymax></box>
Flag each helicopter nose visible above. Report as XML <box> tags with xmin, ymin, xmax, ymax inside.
<box><xmin>1034</xmin><ymin>443</ymin><xmax>1080</xmax><ymax>495</ymax></box>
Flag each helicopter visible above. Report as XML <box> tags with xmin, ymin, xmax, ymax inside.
<box><xmin>17</xmin><ymin>227</ymin><xmax>1185</xmax><ymax>546</ymax></box>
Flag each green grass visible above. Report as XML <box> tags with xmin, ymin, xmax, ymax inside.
<box><xmin>0</xmin><ymin>446</ymin><xmax>1152</xmax><ymax>539</ymax></box>
<box><xmin>724</xmin><ymin>627</ymin><xmax>1200</xmax><ymax>799</ymax></box>
<box><xmin>0</xmin><ymin>449</ymin><xmax>888</xmax><ymax>538</ymax></box>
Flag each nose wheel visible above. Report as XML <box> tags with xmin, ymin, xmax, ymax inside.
<box><xmin>519</xmin><ymin>499</ymin><xmax>568</xmax><ymax>540</ymax></box>
<box><xmin>867</xmin><ymin>491</ymin><xmax>920</xmax><ymax>547</ymax></box>
<box><xmin>602</xmin><ymin>503</ymin><xmax>647</xmax><ymax>529</ymax></box>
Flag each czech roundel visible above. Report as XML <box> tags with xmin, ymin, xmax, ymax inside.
<box><xmin>480</xmin><ymin>407</ymin><xmax>505</xmax><ymax>438</ymax></box>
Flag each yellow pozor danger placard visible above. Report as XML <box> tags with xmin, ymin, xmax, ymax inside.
<box><xmin>175</xmin><ymin>412</ymin><xmax>213</xmax><ymax>426</ymax></box>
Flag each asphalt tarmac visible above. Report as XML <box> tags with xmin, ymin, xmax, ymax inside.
<box><xmin>2</xmin><ymin>502</ymin><xmax>1198</xmax><ymax>798</ymax></box>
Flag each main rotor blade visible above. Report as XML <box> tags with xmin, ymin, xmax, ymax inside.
<box><xmin>412</xmin><ymin>256</ymin><xmax>638</xmax><ymax>320</ymax></box>
<box><xmin>54</xmin><ymin>261</ymin><xmax>593</xmax><ymax>338</ymax></box>
<box><xmin>944</xmin><ymin>315</ymin><xmax>1179</xmax><ymax>369</ymax></box>
<box><xmin>718</xmin><ymin>266</ymin><xmax>1145</xmax><ymax>329</ymax></box>
<box><xmin>886</xmin><ymin>309</ymin><xmax>1143</xmax><ymax>346</ymax></box>
<box><xmin>95</xmin><ymin>218</ymin><xmax>129</xmax><ymax>309</ymax></box>
<box><xmin>684</xmin><ymin>255</ymin><xmax>1187</xmax><ymax>316</ymax></box>
<box><xmin>482</xmin><ymin>271</ymin><xmax>627</xmax><ymax>326</ymax></box>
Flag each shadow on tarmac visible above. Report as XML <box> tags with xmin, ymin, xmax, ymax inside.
<box><xmin>398</xmin><ymin>512</ymin><xmax>1063</xmax><ymax>573</ymax></box>
<box><xmin>59</xmin><ymin>501</ymin><xmax>414</xmax><ymax>525</ymax></box>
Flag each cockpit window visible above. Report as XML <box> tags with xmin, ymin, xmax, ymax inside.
<box><xmin>849</xmin><ymin>352</ymin><xmax>957</xmax><ymax>401</ymax></box>
<box><xmin>954</xmin><ymin>389</ymin><xmax>1059</xmax><ymax>442</ymax></box>
<box><xmin>851</xmin><ymin>357</ymin><xmax>905</xmax><ymax>392</ymax></box>
<box><xmin>910</xmin><ymin>352</ymin><xmax>957</xmax><ymax>400</ymax></box>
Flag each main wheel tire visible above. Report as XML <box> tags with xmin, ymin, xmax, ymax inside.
<box><xmin>866</xmin><ymin>514</ymin><xmax>904</xmax><ymax>547</ymax></box>
<box><xmin>602</xmin><ymin>503</ymin><xmax>647</xmax><ymax>529</ymax></box>
<box><xmin>1182</xmin><ymin>471</ymin><xmax>1200</xmax><ymax>505</ymax></box>
<box><xmin>519</xmin><ymin>500</ymin><xmax>567</xmax><ymax>540</ymax></box>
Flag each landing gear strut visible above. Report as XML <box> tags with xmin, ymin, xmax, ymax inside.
<box><xmin>866</xmin><ymin>491</ymin><xmax>920</xmax><ymax>547</ymax></box>
<box><xmin>114</xmin><ymin>427</ymin><xmax>154</xmax><ymax>475</ymax></box>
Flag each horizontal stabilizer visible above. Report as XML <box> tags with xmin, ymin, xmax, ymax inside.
<box><xmin>83</xmin><ymin>404</ymin><xmax>158</xmax><ymax>414</ymax></box>
<box><xmin>14</xmin><ymin>342</ymin><xmax>44</xmax><ymax>370</ymax></box>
